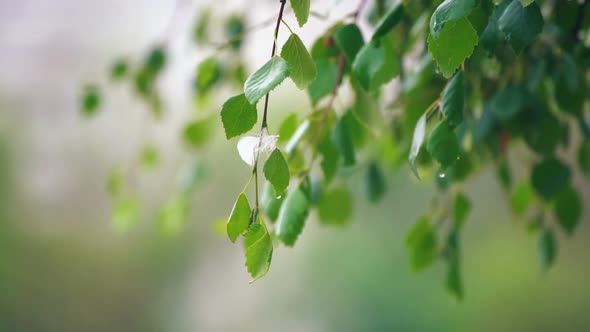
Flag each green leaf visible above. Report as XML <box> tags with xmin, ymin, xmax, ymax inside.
<box><xmin>289</xmin><ymin>0</ymin><xmax>310</xmax><ymax>27</ymax></box>
<box><xmin>140</xmin><ymin>144</ymin><xmax>159</xmax><ymax>169</ymax></box>
<box><xmin>318</xmin><ymin>130</ymin><xmax>340</xmax><ymax>183</ymax></box>
<box><xmin>318</xmin><ymin>186</ymin><xmax>353</xmax><ymax>225</ymax></box>
<box><xmin>441</xmin><ymin>71</ymin><xmax>465</xmax><ymax>128</ymax></box>
<box><xmin>308</xmin><ymin>59</ymin><xmax>338</xmax><ymax>105</ymax></box>
<box><xmin>227</xmin><ymin>193</ymin><xmax>252</xmax><ymax>243</ymax></box>
<box><xmin>263</xmin><ymin>149</ymin><xmax>290</xmax><ymax>197</ymax></box>
<box><xmin>281</xmin><ymin>34</ymin><xmax>317</xmax><ymax>89</ymax></box>
<box><xmin>446</xmin><ymin>230</ymin><xmax>463</xmax><ymax>300</ymax></box>
<box><xmin>145</xmin><ymin>47</ymin><xmax>166</xmax><ymax>75</ymax></box>
<box><xmin>578</xmin><ymin>140</ymin><xmax>590</xmax><ymax>178</ymax></box>
<box><xmin>183</xmin><ymin>116</ymin><xmax>215</xmax><ymax>148</ymax></box>
<box><xmin>111</xmin><ymin>196</ymin><xmax>140</xmax><ymax>234</ymax></box>
<box><xmin>372</xmin><ymin>3</ymin><xmax>404</xmax><ymax>41</ymax></box>
<box><xmin>352</xmin><ymin>42</ymin><xmax>385</xmax><ymax>91</ymax></box>
<box><xmin>409</xmin><ymin>114</ymin><xmax>427</xmax><ymax>179</ymax></box>
<box><xmin>519</xmin><ymin>0</ymin><xmax>535</xmax><ymax>7</ymax></box>
<box><xmin>498</xmin><ymin>0</ymin><xmax>544</xmax><ymax>54</ymax></box>
<box><xmin>531</xmin><ymin>157</ymin><xmax>571</xmax><ymax>201</ymax></box>
<box><xmin>427</xmin><ymin>119</ymin><xmax>460</xmax><ymax>168</ymax></box>
<box><xmin>333</xmin><ymin>24</ymin><xmax>365</xmax><ymax>62</ymax></box>
<box><xmin>244</xmin><ymin>56</ymin><xmax>290</xmax><ymax>104</ymax></box>
<box><xmin>510</xmin><ymin>182</ymin><xmax>533</xmax><ymax>216</ymax></box>
<box><xmin>106</xmin><ymin>167</ymin><xmax>123</xmax><ymax>196</ymax></box>
<box><xmin>110</xmin><ymin>59</ymin><xmax>128</xmax><ymax>80</ymax></box>
<box><xmin>428</xmin><ymin>17</ymin><xmax>478</xmax><ymax>78</ymax></box>
<box><xmin>430</xmin><ymin>0</ymin><xmax>478</xmax><ymax>37</ymax></box>
<box><xmin>332</xmin><ymin>113</ymin><xmax>356</xmax><ymax>166</ymax></box>
<box><xmin>157</xmin><ymin>195</ymin><xmax>188</xmax><ymax>236</ymax></box>
<box><xmin>224</xmin><ymin>15</ymin><xmax>245</xmax><ymax>50</ymax></box>
<box><xmin>278</xmin><ymin>113</ymin><xmax>299</xmax><ymax>144</ymax></box>
<box><xmin>371</xmin><ymin>37</ymin><xmax>401</xmax><ymax>89</ymax></box>
<box><xmin>261</xmin><ymin>183</ymin><xmax>284</xmax><ymax>222</ymax></box>
<box><xmin>244</xmin><ymin>222</ymin><xmax>273</xmax><ymax>282</ymax></box>
<box><xmin>539</xmin><ymin>228</ymin><xmax>556</xmax><ymax>271</ymax></box>
<box><xmin>195</xmin><ymin>57</ymin><xmax>222</xmax><ymax>95</ymax></box>
<box><xmin>489</xmin><ymin>85</ymin><xmax>528</xmax><ymax>121</ymax></box>
<box><xmin>554</xmin><ymin>186</ymin><xmax>582</xmax><ymax>235</ymax></box>
<box><xmin>467</xmin><ymin>0</ymin><xmax>494</xmax><ymax>36</ymax></box>
<box><xmin>80</xmin><ymin>85</ymin><xmax>101</xmax><ymax>117</ymax></box>
<box><xmin>406</xmin><ymin>216</ymin><xmax>438</xmax><ymax>272</ymax></box>
<box><xmin>453</xmin><ymin>193</ymin><xmax>471</xmax><ymax>229</ymax></box>
<box><xmin>220</xmin><ymin>94</ymin><xmax>257</xmax><ymax>139</ymax></box>
<box><xmin>366</xmin><ymin>162</ymin><xmax>386</xmax><ymax>203</ymax></box>
<box><xmin>276</xmin><ymin>187</ymin><xmax>309</xmax><ymax>246</ymax></box>
<box><xmin>480</xmin><ymin>1</ymin><xmax>510</xmax><ymax>52</ymax></box>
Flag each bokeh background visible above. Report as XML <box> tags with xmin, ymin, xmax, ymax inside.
<box><xmin>1</xmin><ymin>0</ymin><xmax>589</xmax><ymax>331</ymax></box>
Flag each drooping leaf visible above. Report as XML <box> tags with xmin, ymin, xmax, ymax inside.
<box><xmin>261</xmin><ymin>182</ymin><xmax>284</xmax><ymax>222</ymax></box>
<box><xmin>428</xmin><ymin>17</ymin><xmax>478</xmax><ymax>78</ymax></box>
<box><xmin>441</xmin><ymin>71</ymin><xmax>465</xmax><ymax>128</ymax></box>
<box><xmin>371</xmin><ymin>37</ymin><xmax>401</xmax><ymax>89</ymax></box>
<box><xmin>531</xmin><ymin>157</ymin><xmax>571</xmax><ymax>201</ymax></box>
<box><xmin>409</xmin><ymin>114</ymin><xmax>427</xmax><ymax>178</ymax></box>
<box><xmin>145</xmin><ymin>46</ymin><xmax>166</xmax><ymax>75</ymax></box>
<box><xmin>289</xmin><ymin>0</ymin><xmax>310</xmax><ymax>27</ymax></box>
<box><xmin>318</xmin><ymin>186</ymin><xmax>353</xmax><ymax>225</ymax></box>
<box><xmin>281</xmin><ymin>34</ymin><xmax>317</xmax><ymax>89</ymax></box>
<box><xmin>406</xmin><ymin>216</ymin><xmax>438</xmax><ymax>272</ymax></box>
<box><xmin>539</xmin><ymin>228</ymin><xmax>556</xmax><ymax>270</ymax></box>
<box><xmin>366</xmin><ymin>162</ymin><xmax>386</xmax><ymax>203</ymax></box>
<box><xmin>80</xmin><ymin>85</ymin><xmax>101</xmax><ymax>117</ymax></box>
<box><xmin>220</xmin><ymin>94</ymin><xmax>258</xmax><ymax>139</ymax></box>
<box><xmin>427</xmin><ymin>119</ymin><xmax>461</xmax><ymax>168</ymax></box>
<box><xmin>276</xmin><ymin>187</ymin><xmax>309</xmax><ymax>246</ymax></box>
<box><xmin>510</xmin><ymin>182</ymin><xmax>533</xmax><ymax>216</ymax></box>
<box><xmin>263</xmin><ymin>148</ymin><xmax>290</xmax><ymax>197</ymax></box>
<box><xmin>183</xmin><ymin>116</ymin><xmax>216</xmax><ymax>148</ymax></box>
<box><xmin>227</xmin><ymin>193</ymin><xmax>252</xmax><ymax>243</ymax></box>
<box><xmin>318</xmin><ymin>130</ymin><xmax>340</xmax><ymax>183</ymax></box>
<box><xmin>308</xmin><ymin>59</ymin><xmax>338</xmax><ymax>105</ymax></box>
<box><xmin>244</xmin><ymin>56</ymin><xmax>290</xmax><ymax>104</ymax></box>
<box><xmin>244</xmin><ymin>222</ymin><xmax>273</xmax><ymax>281</ymax></box>
<box><xmin>446</xmin><ymin>229</ymin><xmax>463</xmax><ymax>300</ymax></box>
<box><xmin>224</xmin><ymin>15</ymin><xmax>245</xmax><ymax>50</ymax></box>
<box><xmin>110</xmin><ymin>59</ymin><xmax>128</xmax><ymax>80</ymax></box>
<box><xmin>333</xmin><ymin>24</ymin><xmax>365</xmax><ymax>62</ymax></box>
<box><xmin>554</xmin><ymin>186</ymin><xmax>582</xmax><ymax>235</ymax></box>
<box><xmin>480</xmin><ymin>1</ymin><xmax>511</xmax><ymax>52</ymax></box>
<box><xmin>498</xmin><ymin>0</ymin><xmax>544</xmax><ymax>54</ymax></box>
<box><xmin>488</xmin><ymin>85</ymin><xmax>529</xmax><ymax>121</ymax></box>
<box><xmin>453</xmin><ymin>193</ymin><xmax>471</xmax><ymax>229</ymax></box>
<box><xmin>195</xmin><ymin>57</ymin><xmax>222</xmax><ymax>95</ymax></box>
<box><xmin>430</xmin><ymin>0</ymin><xmax>478</xmax><ymax>37</ymax></box>
<box><xmin>277</xmin><ymin>113</ymin><xmax>299</xmax><ymax>144</ymax></box>
<box><xmin>352</xmin><ymin>42</ymin><xmax>385</xmax><ymax>91</ymax></box>
<box><xmin>332</xmin><ymin>113</ymin><xmax>356</xmax><ymax>167</ymax></box>
<box><xmin>372</xmin><ymin>3</ymin><xmax>405</xmax><ymax>41</ymax></box>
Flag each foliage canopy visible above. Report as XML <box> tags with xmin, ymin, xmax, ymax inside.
<box><xmin>81</xmin><ymin>0</ymin><xmax>590</xmax><ymax>299</ymax></box>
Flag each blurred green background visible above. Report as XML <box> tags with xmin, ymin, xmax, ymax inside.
<box><xmin>0</xmin><ymin>0</ymin><xmax>589</xmax><ymax>331</ymax></box>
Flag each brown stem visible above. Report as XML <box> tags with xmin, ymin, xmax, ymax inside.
<box><xmin>261</xmin><ymin>0</ymin><xmax>287</xmax><ymax>130</ymax></box>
